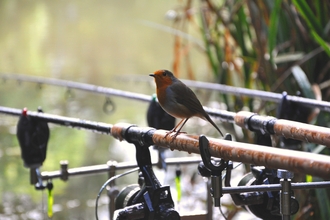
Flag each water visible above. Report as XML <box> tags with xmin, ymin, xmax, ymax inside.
<box><xmin>0</xmin><ymin>1</ymin><xmax>176</xmax><ymax>219</ymax></box>
<box><xmin>0</xmin><ymin>1</ymin><xmax>251</xmax><ymax>219</ymax></box>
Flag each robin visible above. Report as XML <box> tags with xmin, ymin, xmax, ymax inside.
<box><xmin>149</xmin><ymin>69</ymin><xmax>223</xmax><ymax>139</ymax></box>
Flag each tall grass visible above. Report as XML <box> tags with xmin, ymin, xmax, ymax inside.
<box><xmin>169</xmin><ymin>0</ymin><xmax>330</xmax><ymax>219</ymax></box>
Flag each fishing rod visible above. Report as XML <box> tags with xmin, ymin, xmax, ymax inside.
<box><xmin>2</xmin><ymin>73</ymin><xmax>330</xmax><ymax>112</ymax></box>
<box><xmin>183</xmin><ymin>79</ymin><xmax>330</xmax><ymax>112</ymax></box>
<box><xmin>1</xmin><ymin>106</ymin><xmax>329</xmax><ymax>146</ymax></box>
<box><xmin>0</xmin><ymin>106</ymin><xmax>111</xmax><ymax>134</ymax></box>
<box><xmin>1</xmin><ymin>106</ymin><xmax>330</xmax><ymax>178</ymax></box>
<box><xmin>1</xmin><ymin>73</ymin><xmax>150</xmax><ymax>102</ymax></box>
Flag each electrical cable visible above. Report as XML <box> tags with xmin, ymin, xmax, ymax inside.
<box><xmin>219</xmin><ymin>162</ymin><xmax>242</xmax><ymax>220</ymax></box>
<box><xmin>95</xmin><ymin>167</ymin><xmax>139</xmax><ymax>220</ymax></box>
<box><xmin>222</xmin><ymin>162</ymin><xmax>242</xmax><ymax>180</ymax></box>
<box><xmin>219</xmin><ymin>205</ymin><xmax>228</xmax><ymax>220</ymax></box>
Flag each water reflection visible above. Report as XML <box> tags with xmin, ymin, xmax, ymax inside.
<box><xmin>0</xmin><ymin>0</ymin><xmax>220</xmax><ymax>219</ymax></box>
<box><xmin>0</xmin><ymin>0</ymin><xmax>178</xmax><ymax>219</ymax></box>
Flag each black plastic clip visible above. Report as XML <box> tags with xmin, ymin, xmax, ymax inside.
<box><xmin>198</xmin><ymin>134</ymin><xmax>230</xmax><ymax>207</ymax></box>
<box><xmin>199</xmin><ymin>135</ymin><xmax>229</xmax><ymax>174</ymax></box>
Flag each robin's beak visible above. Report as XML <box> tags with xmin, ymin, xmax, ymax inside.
<box><xmin>149</xmin><ymin>74</ymin><xmax>155</xmax><ymax>77</ymax></box>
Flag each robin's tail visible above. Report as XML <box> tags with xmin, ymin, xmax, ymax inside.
<box><xmin>204</xmin><ymin>113</ymin><xmax>224</xmax><ymax>137</ymax></box>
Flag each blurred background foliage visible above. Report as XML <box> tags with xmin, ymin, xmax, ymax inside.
<box><xmin>170</xmin><ymin>0</ymin><xmax>329</xmax><ymax>113</ymax></box>
<box><xmin>168</xmin><ymin>0</ymin><xmax>330</xmax><ymax>219</ymax></box>
<box><xmin>0</xmin><ymin>0</ymin><xmax>330</xmax><ymax>219</ymax></box>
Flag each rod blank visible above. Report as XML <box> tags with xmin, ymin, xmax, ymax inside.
<box><xmin>147</xmin><ymin>129</ymin><xmax>330</xmax><ymax>179</ymax></box>
<box><xmin>234</xmin><ymin>111</ymin><xmax>330</xmax><ymax>146</ymax></box>
<box><xmin>1</xmin><ymin>73</ymin><xmax>151</xmax><ymax>102</ymax></box>
<box><xmin>0</xmin><ymin>106</ymin><xmax>111</xmax><ymax>134</ymax></box>
<box><xmin>2</xmin><ymin>73</ymin><xmax>330</xmax><ymax>112</ymax></box>
<box><xmin>183</xmin><ymin>79</ymin><xmax>330</xmax><ymax>112</ymax></box>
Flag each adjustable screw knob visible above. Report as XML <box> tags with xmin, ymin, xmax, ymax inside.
<box><xmin>277</xmin><ymin>169</ymin><xmax>294</xmax><ymax>179</ymax></box>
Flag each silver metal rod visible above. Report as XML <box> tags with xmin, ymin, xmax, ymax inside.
<box><xmin>222</xmin><ymin>181</ymin><xmax>330</xmax><ymax>194</ymax></box>
<box><xmin>40</xmin><ymin>157</ymin><xmax>202</xmax><ymax>180</ymax></box>
<box><xmin>39</xmin><ymin>157</ymin><xmax>330</xmax><ymax>194</ymax></box>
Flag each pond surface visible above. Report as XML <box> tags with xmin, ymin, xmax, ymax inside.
<box><xmin>0</xmin><ymin>1</ymin><xmax>228</xmax><ymax>219</ymax></box>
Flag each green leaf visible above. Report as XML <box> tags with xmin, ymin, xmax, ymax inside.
<box><xmin>292</xmin><ymin>0</ymin><xmax>330</xmax><ymax>57</ymax></box>
<box><xmin>292</xmin><ymin>0</ymin><xmax>323</xmax><ymax>35</ymax></box>
<box><xmin>199</xmin><ymin>11</ymin><xmax>218</xmax><ymax>77</ymax></box>
<box><xmin>315</xmin><ymin>0</ymin><xmax>326</xmax><ymax>27</ymax></box>
<box><xmin>312</xmin><ymin>145</ymin><xmax>327</xmax><ymax>154</ymax></box>
<box><xmin>291</xmin><ymin>66</ymin><xmax>315</xmax><ymax>99</ymax></box>
<box><xmin>314</xmin><ymin>177</ymin><xmax>330</xmax><ymax>220</ymax></box>
<box><xmin>274</xmin><ymin>52</ymin><xmax>305</xmax><ymax>64</ymax></box>
<box><xmin>310</xmin><ymin>30</ymin><xmax>330</xmax><ymax>57</ymax></box>
<box><xmin>268</xmin><ymin>0</ymin><xmax>282</xmax><ymax>63</ymax></box>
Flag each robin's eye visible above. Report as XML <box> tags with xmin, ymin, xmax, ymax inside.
<box><xmin>162</xmin><ymin>72</ymin><xmax>167</xmax><ymax>76</ymax></box>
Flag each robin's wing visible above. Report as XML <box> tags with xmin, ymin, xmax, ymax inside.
<box><xmin>171</xmin><ymin>81</ymin><xmax>206</xmax><ymax>116</ymax></box>
<box><xmin>170</xmin><ymin>81</ymin><xmax>224</xmax><ymax>136</ymax></box>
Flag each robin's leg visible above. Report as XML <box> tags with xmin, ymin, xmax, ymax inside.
<box><xmin>171</xmin><ymin>118</ymin><xmax>189</xmax><ymax>140</ymax></box>
<box><xmin>164</xmin><ymin>118</ymin><xmax>185</xmax><ymax>138</ymax></box>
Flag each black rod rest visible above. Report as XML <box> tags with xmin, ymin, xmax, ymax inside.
<box><xmin>245</xmin><ymin>114</ymin><xmax>277</xmax><ymax>135</ymax></box>
<box><xmin>124</xmin><ymin>126</ymin><xmax>155</xmax><ymax>147</ymax></box>
<box><xmin>198</xmin><ymin>134</ymin><xmax>230</xmax><ymax>207</ymax></box>
<box><xmin>115</xmin><ymin>124</ymin><xmax>180</xmax><ymax>220</ymax></box>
